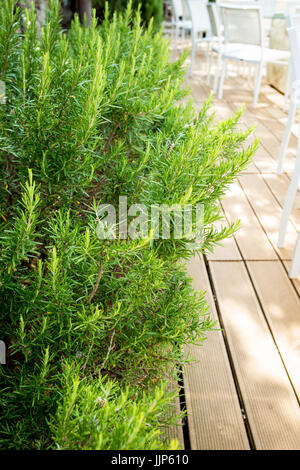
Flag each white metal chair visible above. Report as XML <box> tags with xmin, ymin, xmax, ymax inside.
<box><xmin>171</xmin><ymin>0</ymin><xmax>192</xmax><ymax>51</ymax></box>
<box><xmin>277</xmin><ymin>10</ymin><xmax>300</xmax><ymax>174</ymax></box>
<box><xmin>217</xmin><ymin>3</ymin><xmax>290</xmax><ymax>108</ymax></box>
<box><xmin>281</xmin><ymin>1</ymin><xmax>300</xmax><ymax>110</ymax></box>
<box><xmin>207</xmin><ymin>3</ymin><xmax>224</xmax><ymax>93</ymax></box>
<box><xmin>277</xmin><ymin>25</ymin><xmax>300</xmax><ymax>278</ymax></box>
<box><xmin>286</xmin><ymin>0</ymin><xmax>300</xmax><ymax>24</ymax></box>
<box><xmin>187</xmin><ymin>0</ymin><xmax>212</xmax><ymax>75</ymax></box>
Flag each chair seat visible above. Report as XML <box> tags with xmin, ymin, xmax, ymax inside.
<box><xmin>213</xmin><ymin>43</ymin><xmax>290</xmax><ymax>64</ymax></box>
<box><xmin>193</xmin><ymin>31</ymin><xmax>212</xmax><ymax>43</ymax></box>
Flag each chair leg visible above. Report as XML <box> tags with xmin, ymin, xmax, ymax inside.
<box><xmin>249</xmin><ymin>64</ymin><xmax>254</xmax><ymax>87</ymax></box>
<box><xmin>206</xmin><ymin>41</ymin><xmax>210</xmax><ymax>58</ymax></box>
<box><xmin>181</xmin><ymin>27</ymin><xmax>185</xmax><ymax>54</ymax></box>
<box><xmin>224</xmin><ymin>59</ymin><xmax>228</xmax><ymax>80</ymax></box>
<box><xmin>205</xmin><ymin>42</ymin><xmax>211</xmax><ymax>80</ymax></box>
<box><xmin>189</xmin><ymin>32</ymin><xmax>196</xmax><ymax>77</ymax></box>
<box><xmin>213</xmin><ymin>49</ymin><xmax>222</xmax><ymax>95</ymax></box>
<box><xmin>175</xmin><ymin>24</ymin><xmax>179</xmax><ymax>50</ymax></box>
<box><xmin>283</xmin><ymin>61</ymin><xmax>291</xmax><ymax>112</ymax></box>
<box><xmin>289</xmin><ymin>230</ymin><xmax>300</xmax><ymax>278</ymax></box>
<box><xmin>297</xmin><ymin>189</ymin><xmax>300</xmax><ymax>209</ymax></box>
<box><xmin>253</xmin><ymin>62</ymin><xmax>263</xmax><ymax>109</ymax></box>
<box><xmin>247</xmin><ymin>64</ymin><xmax>251</xmax><ymax>87</ymax></box>
<box><xmin>206</xmin><ymin>45</ymin><xmax>212</xmax><ymax>85</ymax></box>
<box><xmin>277</xmin><ymin>98</ymin><xmax>296</xmax><ymax>174</ymax></box>
<box><xmin>278</xmin><ymin>146</ymin><xmax>300</xmax><ymax>247</ymax></box>
<box><xmin>218</xmin><ymin>57</ymin><xmax>227</xmax><ymax>99</ymax></box>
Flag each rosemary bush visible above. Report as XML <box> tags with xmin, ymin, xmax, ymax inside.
<box><xmin>0</xmin><ymin>0</ymin><xmax>257</xmax><ymax>449</ymax></box>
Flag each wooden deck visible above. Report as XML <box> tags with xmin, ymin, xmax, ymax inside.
<box><xmin>169</xmin><ymin>45</ymin><xmax>300</xmax><ymax>450</ymax></box>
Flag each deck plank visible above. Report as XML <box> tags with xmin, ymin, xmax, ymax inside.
<box><xmin>255</xmin><ymin>105</ymin><xmax>298</xmax><ymax>151</ymax></box>
<box><xmin>283</xmin><ymin>260</ymin><xmax>300</xmax><ymax>296</ymax></box>
<box><xmin>184</xmin><ymin>255</ymin><xmax>250</xmax><ymax>450</ymax></box>
<box><xmin>221</xmin><ymin>181</ymin><xmax>277</xmax><ymax>260</ymax></box>
<box><xmin>229</xmin><ymin>101</ymin><xmax>296</xmax><ymax>175</ymax></box>
<box><xmin>218</xmin><ymin>77</ymin><xmax>297</xmax><ymax>176</ymax></box>
<box><xmin>210</xmin><ymin>260</ymin><xmax>300</xmax><ymax>450</ymax></box>
<box><xmin>252</xmin><ymin>146</ymin><xmax>278</xmax><ymax>174</ymax></box>
<box><xmin>262</xmin><ymin>173</ymin><xmax>300</xmax><ymax>231</ymax></box>
<box><xmin>238</xmin><ymin>173</ymin><xmax>297</xmax><ymax>260</ymax></box>
<box><xmin>246</xmin><ymin>260</ymin><xmax>300</xmax><ymax>400</ymax></box>
<box><xmin>250</xmin><ymin>85</ymin><xmax>298</xmax><ymax>149</ymax></box>
<box><xmin>207</xmin><ymin>207</ymin><xmax>242</xmax><ymax>261</ymax></box>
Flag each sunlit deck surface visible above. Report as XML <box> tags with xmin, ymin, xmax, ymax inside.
<box><xmin>167</xmin><ymin>41</ymin><xmax>300</xmax><ymax>450</ymax></box>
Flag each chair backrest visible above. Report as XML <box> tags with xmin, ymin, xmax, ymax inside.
<box><xmin>187</xmin><ymin>0</ymin><xmax>211</xmax><ymax>33</ymax></box>
<box><xmin>286</xmin><ymin>0</ymin><xmax>300</xmax><ymax>15</ymax></box>
<box><xmin>182</xmin><ymin>0</ymin><xmax>191</xmax><ymax>20</ymax></box>
<box><xmin>220</xmin><ymin>4</ymin><xmax>263</xmax><ymax>46</ymax></box>
<box><xmin>287</xmin><ymin>13</ymin><xmax>300</xmax><ymax>28</ymax></box>
<box><xmin>259</xmin><ymin>0</ymin><xmax>277</xmax><ymax>18</ymax></box>
<box><xmin>172</xmin><ymin>0</ymin><xmax>184</xmax><ymax>21</ymax></box>
<box><xmin>286</xmin><ymin>1</ymin><xmax>300</xmax><ymax>27</ymax></box>
<box><xmin>287</xmin><ymin>25</ymin><xmax>300</xmax><ymax>83</ymax></box>
<box><xmin>207</xmin><ymin>3</ymin><xmax>222</xmax><ymax>38</ymax></box>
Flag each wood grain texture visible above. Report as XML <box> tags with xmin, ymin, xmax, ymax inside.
<box><xmin>210</xmin><ymin>261</ymin><xmax>300</xmax><ymax>450</ymax></box>
<box><xmin>247</xmin><ymin>260</ymin><xmax>300</xmax><ymax>400</ymax></box>
<box><xmin>221</xmin><ymin>181</ymin><xmax>277</xmax><ymax>260</ymax></box>
<box><xmin>239</xmin><ymin>173</ymin><xmax>297</xmax><ymax>260</ymax></box>
<box><xmin>184</xmin><ymin>256</ymin><xmax>250</xmax><ymax>450</ymax></box>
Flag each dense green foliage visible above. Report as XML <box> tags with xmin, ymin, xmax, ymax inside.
<box><xmin>93</xmin><ymin>0</ymin><xmax>164</xmax><ymax>29</ymax></box>
<box><xmin>50</xmin><ymin>362</ymin><xmax>179</xmax><ymax>450</ymax></box>
<box><xmin>0</xmin><ymin>0</ymin><xmax>257</xmax><ymax>449</ymax></box>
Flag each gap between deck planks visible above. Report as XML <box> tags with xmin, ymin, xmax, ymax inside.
<box><xmin>184</xmin><ymin>255</ymin><xmax>250</xmax><ymax>450</ymax></box>
<box><xmin>209</xmin><ymin>260</ymin><xmax>300</xmax><ymax>449</ymax></box>
<box><xmin>164</xmin><ymin>380</ymin><xmax>185</xmax><ymax>448</ymax></box>
<box><xmin>184</xmin><ymin>255</ymin><xmax>300</xmax><ymax>449</ymax></box>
